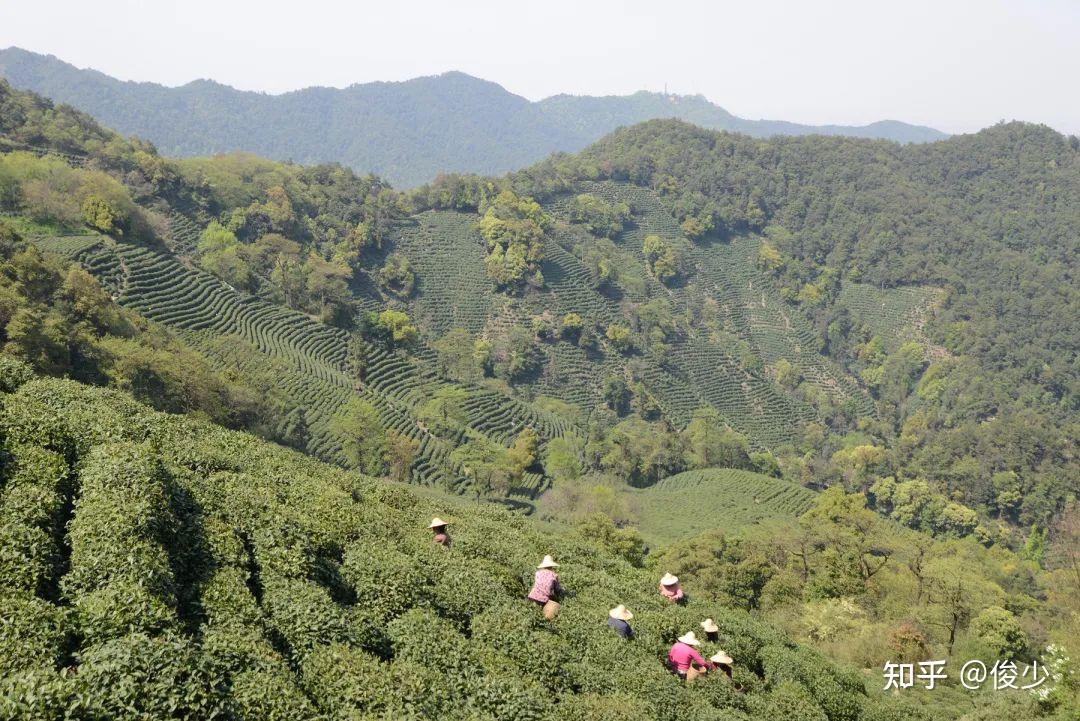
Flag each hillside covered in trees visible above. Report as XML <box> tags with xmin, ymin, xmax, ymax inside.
<box><xmin>0</xmin><ymin>47</ymin><xmax>946</xmax><ymax>187</ymax></box>
<box><xmin>0</xmin><ymin>78</ymin><xmax>1078</xmax><ymax>719</ymax></box>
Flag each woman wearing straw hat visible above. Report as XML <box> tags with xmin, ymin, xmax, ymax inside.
<box><xmin>710</xmin><ymin>649</ymin><xmax>734</xmax><ymax>680</ymax></box>
<box><xmin>667</xmin><ymin>631</ymin><xmax>713</xmax><ymax>681</ymax></box>
<box><xmin>428</xmin><ymin>517</ymin><xmax>451</xmax><ymax>548</ymax></box>
<box><xmin>527</xmin><ymin>555</ymin><xmax>563</xmax><ymax>620</ymax></box>
<box><xmin>607</xmin><ymin>604</ymin><xmax>634</xmax><ymax>639</ymax></box>
<box><xmin>658</xmin><ymin>573</ymin><xmax>685</xmax><ymax>604</ymax></box>
<box><xmin>700</xmin><ymin>618</ymin><xmax>719</xmax><ymax>642</ymax></box>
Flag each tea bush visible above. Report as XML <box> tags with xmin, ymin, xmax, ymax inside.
<box><xmin>0</xmin><ymin>443</ymin><xmax>68</xmax><ymax>598</ymax></box>
<box><xmin>0</xmin><ymin>377</ymin><xmax>922</xmax><ymax>720</ymax></box>
<box><xmin>0</xmin><ymin>592</ymin><xmax>69</xmax><ymax>675</ymax></box>
<box><xmin>228</xmin><ymin>667</ymin><xmax>320</xmax><ymax>721</ymax></box>
<box><xmin>342</xmin><ymin>541</ymin><xmax>430</xmax><ymax>622</ymax></box>
<box><xmin>0</xmin><ymin>483</ymin><xmax>62</xmax><ymax>591</ymax></box>
<box><xmin>73</xmin><ymin>632</ymin><xmax>226</xmax><ymax>720</ymax></box>
<box><xmin>301</xmin><ymin>642</ymin><xmax>397</xmax><ymax>718</ymax></box>
<box><xmin>63</xmin><ymin>442</ymin><xmax>180</xmax><ymax>644</ymax></box>
<box><xmin>0</xmin><ymin>356</ymin><xmax>35</xmax><ymax>393</ymax></box>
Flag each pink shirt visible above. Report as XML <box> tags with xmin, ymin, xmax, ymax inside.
<box><xmin>659</xmin><ymin>583</ymin><xmax>684</xmax><ymax>601</ymax></box>
<box><xmin>527</xmin><ymin>569</ymin><xmax>560</xmax><ymax>603</ymax></box>
<box><xmin>668</xmin><ymin>642</ymin><xmax>710</xmax><ymax>673</ymax></box>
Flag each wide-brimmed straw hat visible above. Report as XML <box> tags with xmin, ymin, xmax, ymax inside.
<box><xmin>608</xmin><ymin>604</ymin><xmax>634</xmax><ymax>621</ymax></box>
<box><xmin>677</xmin><ymin>631</ymin><xmax>701</xmax><ymax>646</ymax></box>
<box><xmin>428</xmin><ymin>517</ymin><xmax>449</xmax><ymax>529</ymax></box>
<box><xmin>711</xmin><ymin>650</ymin><xmax>733</xmax><ymax>665</ymax></box>
<box><xmin>537</xmin><ymin>555</ymin><xmax>560</xmax><ymax>569</ymax></box>
<box><xmin>700</xmin><ymin>618</ymin><xmax>719</xmax><ymax>633</ymax></box>
<box><xmin>660</xmin><ymin>572</ymin><xmax>679</xmax><ymax>586</ymax></box>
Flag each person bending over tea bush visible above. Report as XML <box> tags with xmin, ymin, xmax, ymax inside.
<box><xmin>527</xmin><ymin>555</ymin><xmax>562</xmax><ymax>620</ymax></box>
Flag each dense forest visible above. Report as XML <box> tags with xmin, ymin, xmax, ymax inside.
<box><xmin>0</xmin><ymin>47</ymin><xmax>945</xmax><ymax>187</ymax></box>
<box><xmin>0</xmin><ymin>77</ymin><xmax>1077</xmax><ymax>719</ymax></box>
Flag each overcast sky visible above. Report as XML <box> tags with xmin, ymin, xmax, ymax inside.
<box><xmin>2</xmin><ymin>0</ymin><xmax>1078</xmax><ymax>135</ymax></box>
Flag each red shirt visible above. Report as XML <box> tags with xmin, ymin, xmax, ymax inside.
<box><xmin>527</xmin><ymin>569</ymin><xmax>560</xmax><ymax>603</ymax></box>
<box><xmin>668</xmin><ymin>642</ymin><xmax>710</xmax><ymax>673</ymax></box>
<box><xmin>433</xmin><ymin>532</ymin><xmax>450</xmax><ymax>548</ymax></box>
<box><xmin>659</xmin><ymin>583</ymin><xmax>684</xmax><ymax>601</ymax></box>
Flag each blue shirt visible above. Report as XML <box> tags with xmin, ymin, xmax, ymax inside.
<box><xmin>608</xmin><ymin>616</ymin><xmax>634</xmax><ymax>639</ymax></box>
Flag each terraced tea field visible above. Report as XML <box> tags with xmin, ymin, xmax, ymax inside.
<box><xmin>580</xmin><ymin>181</ymin><xmax>873</xmax><ymax>418</ymax></box>
<box><xmin>631</xmin><ymin>468</ymin><xmax>816</xmax><ymax>546</ymax></box>
<box><xmin>25</xmin><ymin>179</ymin><xmax>880</xmax><ymax>501</ymax></box>
<box><xmin>537</xmin><ymin>181</ymin><xmax>871</xmax><ymax>440</ymax></box>
<box><xmin>30</xmin><ymin>234</ymin><xmax>568</xmax><ymax>507</ymax></box>
<box><xmin>837</xmin><ymin>281</ymin><xmax>946</xmax><ymax>355</ymax></box>
<box><xmin>25</xmin><ymin>233</ymin><xmax>103</xmax><ymax>257</ymax></box>
<box><xmin>390</xmin><ymin>211</ymin><xmax>494</xmax><ymax>336</ymax></box>
<box><xmin>165</xmin><ymin>210</ymin><xmax>207</xmax><ymax>256</ymax></box>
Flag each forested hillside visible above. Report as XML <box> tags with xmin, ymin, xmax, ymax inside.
<box><xmin>0</xmin><ymin>47</ymin><xmax>945</xmax><ymax>187</ymax></box>
<box><xmin>1</xmin><ymin>78</ymin><xmax>1078</xmax><ymax>719</ymax></box>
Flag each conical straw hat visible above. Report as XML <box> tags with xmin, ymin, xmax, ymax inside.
<box><xmin>537</xmin><ymin>555</ymin><xmax>559</xmax><ymax>569</ymax></box>
<box><xmin>428</xmin><ymin>517</ymin><xmax>449</xmax><ymax>528</ymax></box>
<box><xmin>677</xmin><ymin>631</ymin><xmax>701</xmax><ymax>646</ymax></box>
<box><xmin>711</xmin><ymin>650</ymin><xmax>733</xmax><ymax>665</ymax></box>
<box><xmin>700</xmin><ymin>618</ymin><xmax>719</xmax><ymax>633</ymax></box>
<box><xmin>608</xmin><ymin>604</ymin><xmax>633</xmax><ymax>621</ymax></box>
<box><xmin>660</xmin><ymin>572</ymin><xmax>679</xmax><ymax>586</ymax></box>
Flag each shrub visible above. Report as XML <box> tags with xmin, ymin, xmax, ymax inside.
<box><xmin>261</xmin><ymin>575</ymin><xmax>357</xmax><ymax>660</ymax></box>
<box><xmin>342</xmin><ymin>541</ymin><xmax>430</xmax><ymax>622</ymax></box>
<box><xmin>64</xmin><ymin>443</ymin><xmax>176</xmax><ymax>598</ymax></box>
<box><xmin>471</xmin><ymin>602</ymin><xmax>574</xmax><ymax>692</ymax></box>
<box><xmin>462</xmin><ymin>673</ymin><xmax>552</xmax><ymax>721</ymax></box>
<box><xmin>199</xmin><ymin>566</ymin><xmax>263</xmax><ymax>628</ymax></box>
<box><xmin>73</xmin><ymin>581</ymin><xmax>178</xmax><ymax>646</ymax></box>
<box><xmin>760</xmin><ymin>644</ymin><xmax>863</xmax><ymax>721</ymax></box>
<box><xmin>229</xmin><ymin>667</ymin><xmax>321</xmax><ymax>721</ymax></box>
<box><xmin>0</xmin><ymin>592</ymin><xmax>69</xmax><ymax>675</ymax></box>
<box><xmin>387</xmin><ymin>607</ymin><xmax>483</xmax><ymax>696</ymax></box>
<box><xmin>0</xmin><ymin>355</ymin><xmax>34</xmax><ymax>392</ymax></box>
<box><xmin>63</xmin><ymin>442</ymin><xmax>179</xmax><ymax>644</ymax></box>
<box><xmin>0</xmin><ymin>668</ymin><xmax>77</xmax><ymax>721</ymax></box>
<box><xmin>428</xmin><ymin>556</ymin><xmax>518</xmax><ymax>626</ymax></box>
<box><xmin>200</xmin><ymin>623</ymin><xmax>285</xmax><ymax>676</ymax></box>
<box><xmin>750</xmin><ymin>680</ymin><xmax>828</xmax><ymax>721</ymax></box>
<box><xmin>302</xmin><ymin>642</ymin><xmax>396</xmax><ymax>718</ymax></box>
<box><xmin>74</xmin><ymin>633</ymin><xmax>227</xmax><ymax>720</ymax></box>
<box><xmin>558</xmin><ymin>693</ymin><xmax>655</xmax><ymax>721</ymax></box>
<box><xmin>3</xmin><ymin>442</ymin><xmax>67</xmax><ymax>492</ymax></box>
<box><xmin>0</xmin><ymin>482</ymin><xmax>63</xmax><ymax>593</ymax></box>
<box><xmin>0</xmin><ymin>378</ymin><xmax>150</xmax><ymax>461</ymax></box>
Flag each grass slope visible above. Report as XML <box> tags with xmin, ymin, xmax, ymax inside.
<box><xmin>632</xmin><ymin>469</ymin><xmax>816</xmax><ymax>546</ymax></box>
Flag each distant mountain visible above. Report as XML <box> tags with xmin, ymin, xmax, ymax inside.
<box><xmin>0</xmin><ymin>47</ymin><xmax>948</xmax><ymax>186</ymax></box>
<box><xmin>537</xmin><ymin>91</ymin><xmax>946</xmax><ymax>144</ymax></box>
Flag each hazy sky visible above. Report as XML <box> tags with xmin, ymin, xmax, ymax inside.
<box><xmin>2</xmin><ymin>0</ymin><xmax>1078</xmax><ymax>135</ymax></box>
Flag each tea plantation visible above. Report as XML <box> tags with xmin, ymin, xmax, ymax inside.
<box><xmin>0</xmin><ymin>368</ymin><xmax>916</xmax><ymax>721</ymax></box>
<box><xmin>28</xmin><ymin>178</ymin><xmax>884</xmax><ymax>483</ymax></box>
<box><xmin>377</xmin><ymin>180</ymin><xmax>873</xmax><ymax>445</ymax></box>
<box><xmin>631</xmin><ymin>469</ymin><xmax>817</xmax><ymax>546</ymax></box>
<box><xmin>26</xmin><ymin>233</ymin><xmax>568</xmax><ymax>505</ymax></box>
<box><xmin>836</xmin><ymin>281</ymin><xmax>946</xmax><ymax>355</ymax></box>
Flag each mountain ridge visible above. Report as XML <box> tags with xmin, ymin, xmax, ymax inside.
<box><xmin>0</xmin><ymin>47</ymin><xmax>948</xmax><ymax>186</ymax></box>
